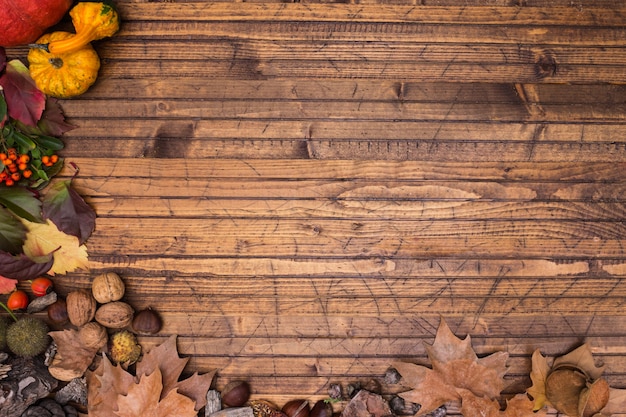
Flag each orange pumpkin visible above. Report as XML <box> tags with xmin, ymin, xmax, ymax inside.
<box><xmin>0</xmin><ymin>0</ymin><xmax>73</xmax><ymax>47</ymax></box>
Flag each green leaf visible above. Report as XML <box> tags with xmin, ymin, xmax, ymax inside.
<box><xmin>0</xmin><ymin>186</ymin><xmax>43</xmax><ymax>223</ymax></box>
<box><xmin>0</xmin><ymin>92</ymin><xmax>7</xmax><ymax>127</ymax></box>
<box><xmin>42</xmin><ymin>180</ymin><xmax>96</xmax><ymax>245</ymax></box>
<box><xmin>0</xmin><ymin>206</ymin><xmax>27</xmax><ymax>254</ymax></box>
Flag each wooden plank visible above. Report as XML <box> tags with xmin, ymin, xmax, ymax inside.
<box><xmin>115</xmin><ymin>4</ymin><xmax>626</xmax><ymax>27</ymax></box>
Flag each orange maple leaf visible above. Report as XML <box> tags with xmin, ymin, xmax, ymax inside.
<box><xmin>115</xmin><ymin>367</ymin><xmax>198</xmax><ymax>417</ymax></box>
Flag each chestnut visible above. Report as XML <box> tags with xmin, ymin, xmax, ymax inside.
<box><xmin>310</xmin><ymin>400</ymin><xmax>333</xmax><ymax>417</ymax></box>
<box><xmin>47</xmin><ymin>298</ymin><xmax>69</xmax><ymax>325</ymax></box>
<box><xmin>132</xmin><ymin>308</ymin><xmax>162</xmax><ymax>335</ymax></box>
<box><xmin>282</xmin><ymin>400</ymin><xmax>310</xmax><ymax>417</ymax></box>
<box><xmin>221</xmin><ymin>380</ymin><xmax>251</xmax><ymax>407</ymax></box>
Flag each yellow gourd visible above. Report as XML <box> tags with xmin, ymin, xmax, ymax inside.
<box><xmin>28</xmin><ymin>32</ymin><xmax>101</xmax><ymax>99</ymax></box>
<box><xmin>33</xmin><ymin>2</ymin><xmax>119</xmax><ymax>54</ymax></box>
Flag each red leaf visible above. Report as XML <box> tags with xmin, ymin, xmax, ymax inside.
<box><xmin>0</xmin><ymin>59</ymin><xmax>45</xmax><ymax>126</ymax></box>
<box><xmin>38</xmin><ymin>97</ymin><xmax>76</xmax><ymax>136</ymax></box>
<box><xmin>0</xmin><ymin>275</ymin><xmax>17</xmax><ymax>294</ymax></box>
<box><xmin>43</xmin><ymin>180</ymin><xmax>96</xmax><ymax>245</ymax></box>
<box><xmin>0</xmin><ymin>47</ymin><xmax>6</xmax><ymax>73</ymax></box>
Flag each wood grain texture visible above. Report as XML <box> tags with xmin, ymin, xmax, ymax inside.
<box><xmin>5</xmin><ymin>0</ymin><xmax>626</xmax><ymax>415</ymax></box>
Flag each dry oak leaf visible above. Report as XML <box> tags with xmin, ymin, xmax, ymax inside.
<box><xmin>115</xmin><ymin>367</ymin><xmax>197</xmax><ymax>417</ymax></box>
<box><xmin>601</xmin><ymin>388</ymin><xmax>626</xmax><ymax>416</ymax></box>
<box><xmin>48</xmin><ymin>328</ymin><xmax>100</xmax><ymax>381</ymax></box>
<box><xmin>393</xmin><ymin>318</ymin><xmax>509</xmax><ymax>416</ymax></box>
<box><xmin>20</xmin><ymin>218</ymin><xmax>89</xmax><ymax>275</ymax></box>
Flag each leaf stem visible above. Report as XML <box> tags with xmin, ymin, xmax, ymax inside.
<box><xmin>0</xmin><ymin>301</ymin><xmax>17</xmax><ymax>321</ymax></box>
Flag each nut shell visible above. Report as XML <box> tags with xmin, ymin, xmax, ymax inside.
<box><xmin>66</xmin><ymin>290</ymin><xmax>97</xmax><ymax>327</ymax></box>
<box><xmin>95</xmin><ymin>301</ymin><xmax>134</xmax><ymax>329</ymax></box>
<box><xmin>92</xmin><ymin>272</ymin><xmax>125</xmax><ymax>304</ymax></box>
<box><xmin>79</xmin><ymin>321</ymin><xmax>108</xmax><ymax>349</ymax></box>
<box><xmin>545</xmin><ymin>368</ymin><xmax>587</xmax><ymax>417</ymax></box>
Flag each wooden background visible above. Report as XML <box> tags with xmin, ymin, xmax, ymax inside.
<box><xmin>7</xmin><ymin>0</ymin><xmax>626</xmax><ymax>415</ymax></box>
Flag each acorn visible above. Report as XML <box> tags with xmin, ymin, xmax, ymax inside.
<box><xmin>6</xmin><ymin>316</ymin><xmax>50</xmax><ymax>357</ymax></box>
<box><xmin>222</xmin><ymin>380</ymin><xmax>251</xmax><ymax>407</ymax></box>
<box><xmin>282</xmin><ymin>400</ymin><xmax>310</xmax><ymax>417</ymax></box>
<box><xmin>132</xmin><ymin>308</ymin><xmax>162</xmax><ymax>335</ymax></box>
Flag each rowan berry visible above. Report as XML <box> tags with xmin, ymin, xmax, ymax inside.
<box><xmin>50</xmin><ymin>154</ymin><xmax>59</xmax><ymax>164</ymax></box>
<box><xmin>22</xmin><ymin>169</ymin><xmax>33</xmax><ymax>179</ymax></box>
<box><xmin>41</xmin><ymin>155</ymin><xmax>51</xmax><ymax>166</ymax></box>
<box><xmin>18</xmin><ymin>154</ymin><xmax>29</xmax><ymax>164</ymax></box>
<box><xmin>7</xmin><ymin>149</ymin><xmax>17</xmax><ymax>161</ymax></box>
<box><xmin>4</xmin><ymin>178</ymin><xmax>14</xmax><ymax>186</ymax></box>
<box><xmin>11</xmin><ymin>172</ymin><xmax>20</xmax><ymax>181</ymax></box>
<box><xmin>8</xmin><ymin>164</ymin><xmax>18</xmax><ymax>173</ymax></box>
<box><xmin>0</xmin><ymin>152</ymin><xmax>6</xmax><ymax>160</ymax></box>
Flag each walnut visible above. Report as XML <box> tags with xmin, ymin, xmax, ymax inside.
<box><xmin>91</xmin><ymin>272</ymin><xmax>125</xmax><ymax>304</ymax></box>
<box><xmin>66</xmin><ymin>290</ymin><xmax>97</xmax><ymax>327</ymax></box>
<box><xmin>95</xmin><ymin>301</ymin><xmax>134</xmax><ymax>329</ymax></box>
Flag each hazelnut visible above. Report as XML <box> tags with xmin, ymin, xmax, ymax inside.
<box><xmin>282</xmin><ymin>400</ymin><xmax>310</xmax><ymax>417</ymax></box>
<box><xmin>222</xmin><ymin>380</ymin><xmax>251</xmax><ymax>407</ymax></box>
<box><xmin>47</xmin><ymin>298</ymin><xmax>69</xmax><ymax>325</ymax></box>
<box><xmin>79</xmin><ymin>322</ymin><xmax>108</xmax><ymax>349</ymax></box>
<box><xmin>92</xmin><ymin>272</ymin><xmax>125</xmax><ymax>304</ymax></box>
<box><xmin>95</xmin><ymin>301</ymin><xmax>134</xmax><ymax>329</ymax></box>
<box><xmin>132</xmin><ymin>308</ymin><xmax>162</xmax><ymax>335</ymax></box>
<box><xmin>66</xmin><ymin>290</ymin><xmax>97</xmax><ymax>327</ymax></box>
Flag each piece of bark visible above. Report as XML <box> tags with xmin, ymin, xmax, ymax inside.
<box><xmin>210</xmin><ymin>406</ymin><xmax>255</xmax><ymax>417</ymax></box>
<box><xmin>0</xmin><ymin>356</ymin><xmax>58</xmax><ymax>417</ymax></box>
<box><xmin>205</xmin><ymin>389</ymin><xmax>222</xmax><ymax>417</ymax></box>
<box><xmin>340</xmin><ymin>390</ymin><xmax>393</xmax><ymax>417</ymax></box>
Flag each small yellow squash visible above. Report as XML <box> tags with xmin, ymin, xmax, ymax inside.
<box><xmin>38</xmin><ymin>2</ymin><xmax>120</xmax><ymax>54</ymax></box>
<box><xmin>28</xmin><ymin>31</ymin><xmax>101</xmax><ymax>99</ymax></box>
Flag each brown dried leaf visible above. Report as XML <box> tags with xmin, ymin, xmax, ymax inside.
<box><xmin>175</xmin><ymin>370</ymin><xmax>218</xmax><ymax>411</ymax></box>
<box><xmin>393</xmin><ymin>361</ymin><xmax>460</xmax><ymax>416</ymax></box>
<box><xmin>135</xmin><ymin>334</ymin><xmax>216</xmax><ymax>411</ymax></box>
<box><xmin>87</xmin><ymin>354</ymin><xmax>135</xmax><ymax>417</ymax></box>
<box><xmin>553</xmin><ymin>343</ymin><xmax>605</xmax><ymax>380</ymax></box>
<box><xmin>425</xmin><ymin>318</ymin><xmax>508</xmax><ymax>399</ymax></box>
<box><xmin>459</xmin><ymin>391</ymin><xmax>548</xmax><ymax>417</ymax></box>
<box><xmin>527</xmin><ymin>349</ymin><xmax>551</xmax><ymax>411</ymax></box>
<box><xmin>135</xmin><ymin>335</ymin><xmax>189</xmax><ymax>396</ymax></box>
<box><xmin>115</xmin><ymin>367</ymin><xmax>198</xmax><ymax>417</ymax></box>
<box><xmin>48</xmin><ymin>329</ymin><xmax>99</xmax><ymax>381</ymax></box>
<box><xmin>393</xmin><ymin>318</ymin><xmax>509</xmax><ymax>415</ymax></box>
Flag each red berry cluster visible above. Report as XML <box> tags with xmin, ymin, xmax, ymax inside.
<box><xmin>0</xmin><ymin>147</ymin><xmax>58</xmax><ymax>187</ymax></box>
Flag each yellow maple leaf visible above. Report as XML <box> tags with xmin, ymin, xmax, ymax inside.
<box><xmin>20</xmin><ymin>218</ymin><xmax>89</xmax><ymax>275</ymax></box>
